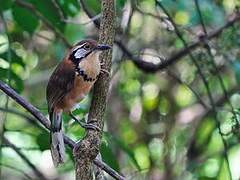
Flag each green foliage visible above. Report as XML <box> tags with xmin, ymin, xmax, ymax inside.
<box><xmin>12</xmin><ymin>4</ymin><xmax>39</xmax><ymax>33</ymax></box>
<box><xmin>29</xmin><ymin>0</ymin><xmax>65</xmax><ymax>32</ymax></box>
<box><xmin>233</xmin><ymin>61</ymin><xmax>240</xmax><ymax>85</ymax></box>
<box><xmin>1</xmin><ymin>0</ymin><xmax>240</xmax><ymax>179</ymax></box>
<box><xmin>36</xmin><ymin>132</ymin><xmax>49</xmax><ymax>151</ymax></box>
<box><xmin>0</xmin><ymin>49</ymin><xmax>25</xmax><ymax>68</ymax></box>
<box><xmin>0</xmin><ymin>0</ymin><xmax>14</xmax><ymax>11</ymax></box>
<box><xmin>57</xmin><ymin>0</ymin><xmax>80</xmax><ymax>17</ymax></box>
<box><xmin>105</xmin><ymin>133</ymin><xmax>141</xmax><ymax>171</ymax></box>
<box><xmin>100</xmin><ymin>140</ymin><xmax>120</xmax><ymax>171</ymax></box>
<box><xmin>0</xmin><ymin>67</ymin><xmax>23</xmax><ymax>92</ymax></box>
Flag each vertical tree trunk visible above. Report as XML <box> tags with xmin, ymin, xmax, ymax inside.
<box><xmin>74</xmin><ymin>0</ymin><xmax>115</xmax><ymax>179</ymax></box>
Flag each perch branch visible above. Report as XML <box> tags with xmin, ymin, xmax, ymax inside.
<box><xmin>0</xmin><ymin>80</ymin><xmax>125</xmax><ymax>180</ymax></box>
<box><xmin>73</xmin><ymin>0</ymin><xmax>121</xmax><ymax>179</ymax></box>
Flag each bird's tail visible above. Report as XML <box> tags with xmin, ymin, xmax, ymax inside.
<box><xmin>50</xmin><ymin>110</ymin><xmax>65</xmax><ymax>166</ymax></box>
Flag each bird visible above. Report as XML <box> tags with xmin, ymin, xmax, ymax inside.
<box><xmin>46</xmin><ymin>39</ymin><xmax>111</xmax><ymax>166</ymax></box>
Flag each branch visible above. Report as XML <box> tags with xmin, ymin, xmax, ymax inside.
<box><xmin>74</xmin><ymin>0</ymin><xmax>119</xmax><ymax>180</ymax></box>
<box><xmin>79</xmin><ymin>0</ymin><xmax>100</xmax><ymax>27</ymax></box>
<box><xmin>3</xmin><ymin>137</ymin><xmax>48</xmax><ymax>180</ymax></box>
<box><xmin>15</xmin><ymin>0</ymin><xmax>71</xmax><ymax>47</ymax></box>
<box><xmin>0</xmin><ymin>162</ymin><xmax>33</xmax><ymax>180</ymax></box>
<box><xmin>73</xmin><ymin>0</ymin><xmax>120</xmax><ymax>179</ymax></box>
<box><xmin>194</xmin><ymin>0</ymin><xmax>239</xmax><ymax>127</ymax></box>
<box><xmin>193</xmin><ymin>2</ymin><xmax>234</xmax><ymax>177</ymax></box>
<box><xmin>0</xmin><ymin>80</ymin><xmax>124</xmax><ymax>180</ymax></box>
<box><xmin>51</xmin><ymin>0</ymin><xmax>101</xmax><ymax>25</ymax></box>
<box><xmin>115</xmin><ymin>10</ymin><xmax>240</xmax><ymax>72</ymax></box>
<box><xmin>0</xmin><ymin>107</ymin><xmax>45</xmax><ymax>130</ymax></box>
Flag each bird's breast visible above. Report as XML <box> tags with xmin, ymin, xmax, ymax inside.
<box><xmin>62</xmin><ymin>76</ymin><xmax>95</xmax><ymax>111</ymax></box>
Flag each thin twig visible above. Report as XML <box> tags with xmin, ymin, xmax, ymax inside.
<box><xmin>194</xmin><ymin>0</ymin><xmax>239</xmax><ymax>126</ymax></box>
<box><xmin>0</xmin><ymin>162</ymin><xmax>33</xmax><ymax>180</ymax></box>
<box><xmin>115</xmin><ymin>10</ymin><xmax>240</xmax><ymax>72</ymax></box>
<box><xmin>167</xmin><ymin>70</ymin><xmax>208</xmax><ymax>109</ymax></box>
<box><xmin>3</xmin><ymin>137</ymin><xmax>48</xmax><ymax>180</ymax></box>
<box><xmin>15</xmin><ymin>0</ymin><xmax>71</xmax><ymax>47</ymax></box>
<box><xmin>194</xmin><ymin>1</ymin><xmax>234</xmax><ymax>178</ymax></box>
<box><xmin>156</xmin><ymin>1</ymin><xmax>233</xmax><ymax>178</ymax></box>
<box><xmin>79</xmin><ymin>0</ymin><xmax>100</xmax><ymax>27</ymax></box>
<box><xmin>0</xmin><ymin>11</ymin><xmax>12</xmax><ymax>179</ymax></box>
<box><xmin>0</xmin><ymin>107</ymin><xmax>45</xmax><ymax>130</ymax></box>
<box><xmin>51</xmin><ymin>0</ymin><xmax>101</xmax><ymax>25</ymax></box>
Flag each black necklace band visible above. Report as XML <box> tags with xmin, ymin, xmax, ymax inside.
<box><xmin>75</xmin><ymin>66</ymin><xmax>96</xmax><ymax>82</ymax></box>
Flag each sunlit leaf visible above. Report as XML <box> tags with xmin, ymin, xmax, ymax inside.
<box><xmin>100</xmin><ymin>141</ymin><xmax>120</xmax><ymax>171</ymax></box>
<box><xmin>0</xmin><ymin>67</ymin><xmax>24</xmax><ymax>92</ymax></box>
<box><xmin>29</xmin><ymin>0</ymin><xmax>65</xmax><ymax>32</ymax></box>
<box><xmin>0</xmin><ymin>49</ymin><xmax>25</xmax><ymax>68</ymax></box>
<box><xmin>57</xmin><ymin>0</ymin><xmax>80</xmax><ymax>17</ymax></box>
<box><xmin>12</xmin><ymin>4</ymin><xmax>39</xmax><ymax>33</ymax></box>
<box><xmin>36</xmin><ymin>132</ymin><xmax>49</xmax><ymax>151</ymax></box>
<box><xmin>105</xmin><ymin>133</ymin><xmax>141</xmax><ymax>171</ymax></box>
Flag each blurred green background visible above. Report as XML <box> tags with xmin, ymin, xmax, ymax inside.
<box><xmin>1</xmin><ymin>0</ymin><xmax>240</xmax><ymax>179</ymax></box>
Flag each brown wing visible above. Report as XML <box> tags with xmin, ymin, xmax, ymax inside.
<box><xmin>46</xmin><ymin>61</ymin><xmax>75</xmax><ymax>113</ymax></box>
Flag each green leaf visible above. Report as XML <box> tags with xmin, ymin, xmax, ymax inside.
<box><xmin>0</xmin><ymin>67</ymin><xmax>24</xmax><ymax>92</ymax></box>
<box><xmin>100</xmin><ymin>142</ymin><xmax>120</xmax><ymax>171</ymax></box>
<box><xmin>29</xmin><ymin>0</ymin><xmax>65</xmax><ymax>32</ymax></box>
<box><xmin>12</xmin><ymin>4</ymin><xmax>39</xmax><ymax>33</ymax></box>
<box><xmin>84</xmin><ymin>0</ymin><xmax>101</xmax><ymax>14</ymax></box>
<box><xmin>233</xmin><ymin>61</ymin><xmax>240</xmax><ymax>85</ymax></box>
<box><xmin>116</xmin><ymin>0</ymin><xmax>126</xmax><ymax>9</ymax></box>
<box><xmin>57</xmin><ymin>0</ymin><xmax>80</xmax><ymax>17</ymax></box>
<box><xmin>36</xmin><ymin>132</ymin><xmax>49</xmax><ymax>151</ymax></box>
<box><xmin>105</xmin><ymin>133</ymin><xmax>141</xmax><ymax>171</ymax></box>
<box><xmin>0</xmin><ymin>0</ymin><xmax>14</xmax><ymax>11</ymax></box>
<box><xmin>0</xmin><ymin>49</ymin><xmax>25</xmax><ymax>68</ymax></box>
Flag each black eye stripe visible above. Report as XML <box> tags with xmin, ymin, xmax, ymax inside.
<box><xmin>70</xmin><ymin>47</ymin><xmax>93</xmax><ymax>65</ymax></box>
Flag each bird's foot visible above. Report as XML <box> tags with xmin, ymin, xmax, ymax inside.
<box><xmin>100</xmin><ymin>68</ymin><xmax>110</xmax><ymax>76</ymax></box>
<box><xmin>79</xmin><ymin>121</ymin><xmax>100</xmax><ymax>131</ymax></box>
<box><xmin>69</xmin><ymin>113</ymin><xmax>100</xmax><ymax>131</ymax></box>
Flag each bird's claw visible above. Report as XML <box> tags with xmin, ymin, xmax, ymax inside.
<box><xmin>100</xmin><ymin>68</ymin><xmax>110</xmax><ymax>76</ymax></box>
<box><xmin>69</xmin><ymin>113</ymin><xmax>100</xmax><ymax>132</ymax></box>
<box><xmin>79</xmin><ymin>121</ymin><xmax>101</xmax><ymax>132</ymax></box>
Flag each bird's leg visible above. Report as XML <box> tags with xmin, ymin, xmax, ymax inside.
<box><xmin>69</xmin><ymin>112</ymin><xmax>100</xmax><ymax>131</ymax></box>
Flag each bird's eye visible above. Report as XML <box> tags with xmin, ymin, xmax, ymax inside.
<box><xmin>84</xmin><ymin>44</ymin><xmax>90</xmax><ymax>50</ymax></box>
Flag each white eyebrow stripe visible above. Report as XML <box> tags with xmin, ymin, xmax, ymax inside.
<box><xmin>72</xmin><ymin>43</ymin><xmax>87</xmax><ymax>51</ymax></box>
<box><xmin>74</xmin><ymin>48</ymin><xmax>87</xmax><ymax>59</ymax></box>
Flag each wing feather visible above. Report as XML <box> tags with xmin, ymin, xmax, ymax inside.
<box><xmin>46</xmin><ymin>62</ymin><xmax>75</xmax><ymax>113</ymax></box>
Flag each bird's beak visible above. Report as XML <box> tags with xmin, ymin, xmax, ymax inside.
<box><xmin>96</xmin><ymin>44</ymin><xmax>111</xmax><ymax>51</ymax></box>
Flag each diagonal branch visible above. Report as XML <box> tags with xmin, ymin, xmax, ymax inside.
<box><xmin>0</xmin><ymin>80</ymin><xmax>124</xmax><ymax>180</ymax></box>
<box><xmin>115</xmin><ymin>10</ymin><xmax>240</xmax><ymax>72</ymax></box>
<box><xmin>0</xmin><ymin>162</ymin><xmax>33</xmax><ymax>180</ymax></box>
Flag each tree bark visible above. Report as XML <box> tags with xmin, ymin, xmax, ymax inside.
<box><xmin>74</xmin><ymin>1</ymin><xmax>115</xmax><ymax>180</ymax></box>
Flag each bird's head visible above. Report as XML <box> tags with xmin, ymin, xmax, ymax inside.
<box><xmin>69</xmin><ymin>39</ymin><xmax>111</xmax><ymax>65</ymax></box>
